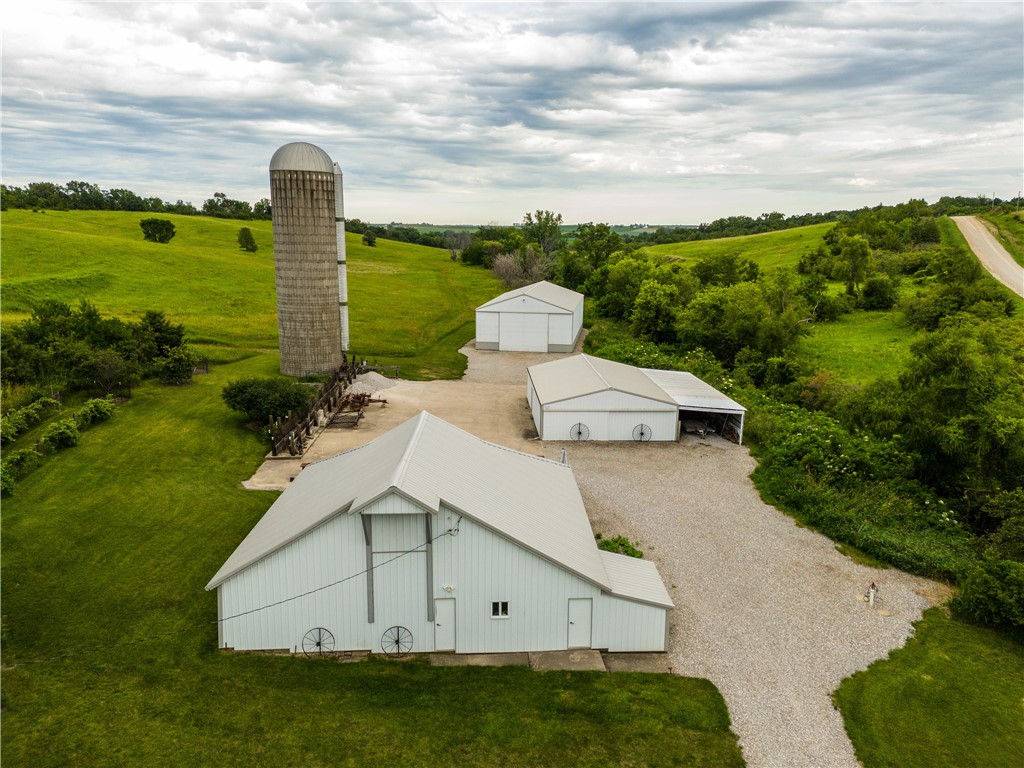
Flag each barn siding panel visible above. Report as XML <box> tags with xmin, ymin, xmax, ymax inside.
<box><xmin>594</xmin><ymin>595</ymin><xmax>669</xmax><ymax>652</ymax></box>
<box><xmin>219</xmin><ymin>513</ymin><xmax>368</xmax><ymax>652</ymax></box>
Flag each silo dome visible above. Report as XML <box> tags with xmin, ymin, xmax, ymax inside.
<box><xmin>269</xmin><ymin>142</ymin><xmax>335</xmax><ymax>173</ymax></box>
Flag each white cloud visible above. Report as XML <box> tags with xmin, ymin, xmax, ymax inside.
<box><xmin>1</xmin><ymin>1</ymin><xmax>1021</xmax><ymax>223</ymax></box>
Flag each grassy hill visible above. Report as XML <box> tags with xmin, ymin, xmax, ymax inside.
<box><xmin>642</xmin><ymin>223</ymin><xmax>833</xmax><ymax>272</ymax></box>
<box><xmin>1</xmin><ymin>209</ymin><xmax>503</xmax><ymax>378</ymax></box>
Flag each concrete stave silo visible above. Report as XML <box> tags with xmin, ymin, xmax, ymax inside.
<box><xmin>269</xmin><ymin>141</ymin><xmax>347</xmax><ymax>376</ymax></box>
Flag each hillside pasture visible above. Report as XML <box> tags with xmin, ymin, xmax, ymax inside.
<box><xmin>641</xmin><ymin>222</ymin><xmax>833</xmax><ymax>271</ymax></box>
<box><xmin>0</xmin><ymin>210</ymin><xmax>503</xmax><ymax>378</ymax></box>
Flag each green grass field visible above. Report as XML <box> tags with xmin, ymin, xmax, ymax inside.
<box><xmin>980</xmin><ymin>210</ymin><xmax>1024</xmax><ymax>267</ymax></box>
<box><xmin>834</xmin><ymin>608</ymin><xmax>1024</xmax><ymax>768</ymax></box>
<box><xmin>642</xmin><ymin>223</ymin><xmax>833</xmax><ymax>271</ymax></box>
<box><xmin>800</xmin><ymin>310</ymin><xmax>918</xmax><ymax>384</ymax></box>
<box><xmin>0</xmin><ymin>210</ymin><xmax>503</xmax><ymax>378</ymax></box>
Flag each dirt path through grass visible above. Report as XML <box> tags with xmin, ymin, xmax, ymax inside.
<box><xmin>953</xmin><ymin>215</ymin><xmax>1024</xmax><ymax>298</ymax></box>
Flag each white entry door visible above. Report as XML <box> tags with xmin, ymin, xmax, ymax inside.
<box><xmin>434</xmin><ymin>598</ymin><xmax>456</xmax><ymax>652</ymax></box>
<box><xmin>567</xmin><ymin>598</ymin><xmax>592</xmax><ymax>649</ymax></box>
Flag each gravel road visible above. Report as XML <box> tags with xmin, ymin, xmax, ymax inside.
<box><xmin>547</xmin><ymin>437</ymin><xmax>948</xmax><ymax>768</ymax></box>
<box><xmin>953</xmin><ymin>215</ymin><xmax>1024</xmax><ymax>298</ymax></box>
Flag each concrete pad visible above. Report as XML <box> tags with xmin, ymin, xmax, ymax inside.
<box><xmin>602</xmin><ymin>652</ymin><xmax>673</xmax><ymax>674</ymax></box>
<box><xmin>428</xmin><ymin>652</ymin><xmax>530</xmax><ymax>667</ymax></box>
<box><xmin>529</xmin><ymin>649</ymin><xmax>607</xmax><ymax>672</ymax></box>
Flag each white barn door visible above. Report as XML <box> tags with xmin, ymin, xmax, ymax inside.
<box><xmin>567</xmin><ymin>598</ymin><xmax>592</xmax><ymax>648</ymax></box>
<box><xmin>499</xmin><ymin>313</ymin><xmax>548</xmax><ymax>351</ymax></box>
<box><xmin>434</xmin><ymin>598</ymin><xmax>455</xmax><ymax>651</ymax></box>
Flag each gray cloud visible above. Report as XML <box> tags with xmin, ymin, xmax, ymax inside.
<box><xmin>2</xmin><ymin>1</ymin><xmax>1020</xmax><ymax>223</ymax></box>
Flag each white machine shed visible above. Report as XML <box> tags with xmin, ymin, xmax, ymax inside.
<box><xmin>475</xmin><ymin>281</ymin><xmax>584</xmax><ymax>352</ymax></box>
<box><xmin>528</xmin><ymin>355</ymin><xmax>746</xmax><ymax>443</ymax></box>
<box><xmin>527</xmin><ymin>355</ymin><xmax>679</xmax><ymax>442</ymax></box>
<box><xmin>207</xmin><ymin>412</ymin><xmax>673</xmax><ymax>655</ymax></box>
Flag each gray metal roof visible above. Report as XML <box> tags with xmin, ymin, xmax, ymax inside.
<box><xmin>599</xmin><ymin>551</ymin><xmax>675</xmax><ymax>608</ymax></box>
<box><xmin>207</xmin><ymin>412</ymin><xmax>614</xmax><ymax>592</ymax></box>
<box><xmin>478</xmin><ymin>280</ymin><xmax>583</xmax><ymax>313</ymax></box>
<box><xmin>269</xmin><ymin>142</ymin><xmax>334</xmax><ymax>172</ymax></box>
<box><xmin>640</xmin><ymin>369</ymin><xmax>746</xmax><ymax>414</ymax></box>
<box><xmin>528</xmin><ymin>354</ymin><xmax>677</xmax><ymax>407</ymax></box>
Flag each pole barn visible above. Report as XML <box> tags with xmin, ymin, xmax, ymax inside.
<box><xmin>475</xmin><ymin>281</ymin><xmax>584</xmax><ymax>352</ymax></box>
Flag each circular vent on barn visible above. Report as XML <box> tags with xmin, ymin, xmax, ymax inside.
<box><xmin>570</xmin><ymin>423</ymin><xmax>590</xmax><ymax>441</ymax></box>
<box><xmin>632</xmin><ymin>424</ymin><xmax>652</xmax><ymax>442</ymax></box>
<box><xmin>301</xmin><ymin>627</ymin><xmax>336</xmax><ymax>657</ymax></box>
<box><xmin>381</xmin><ymin>625</ymin><xmax>413</xmax><ymax>657</ymax></box>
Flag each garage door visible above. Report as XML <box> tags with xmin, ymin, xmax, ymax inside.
<box><xmin>499</xmin><ymin>313</ymin><xmax>548</xmax><ymax>351</ymax></box>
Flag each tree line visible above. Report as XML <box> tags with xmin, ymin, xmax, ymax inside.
<box><xmin>0</xmin><ymin>181</ymin><xmax>271</xmax><ymax>220</ymax></box>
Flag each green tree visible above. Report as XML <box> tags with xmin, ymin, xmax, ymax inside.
<box><xmin>691</xmin><ymin>252</ymin><xmax>760</xmax><ymax>287</ymax></box>
<box><xmin>836</xmin><ymin>235</ymin><xmax>871</xmax><ymax>297</ymax></box>
<box><xmin>572</xmin><ymin>222</ymin><xmax>622</xmax><ymax>268</ymax></box>
<box><xmin>155</xmin><ymin>346</ymin><xmax>200</xmax><ymax>386</ymax></box>
<box><xmin>676</xmin><ymin>282</ymin><xmax>772</xmax><ymax>366</ymax></box>
<box><xmin>139</xmin><ymin>218</ymin><xmax>176</xmax><ymax>243</ymax></box>
<box><xmin>522</xmin><ymin>210</ymin><xmax>564</xmax><ymax>257</ymax></box>
<box><xmin>237</xmin><ymin>227</ymin><xmax>258</xmax><ymax>252</ymax></box>
<box><xmin>222</xmin><ymin>377</ymin><xmax>313</xmax><ymax>423</ymax></box>
<box><xmin>362</xmin><ymin>231</ymin><xmax>377</xmax><ymax>247</ymax></box>
<box><xmin>630</xmin><ymin>280</ymin><xmax>680</xmax><ymax>344</ymax></box>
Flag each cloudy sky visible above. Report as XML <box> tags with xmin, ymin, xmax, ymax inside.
<box><xmin>2</xmin><ymin>1</ymin><xmax>1021</xmax><ymax>224</ymax></box>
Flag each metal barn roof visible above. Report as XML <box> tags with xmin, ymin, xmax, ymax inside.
<box><xmin>207</xmin><ymin>412</ymin><xmax>615</xmax><ymax>594</ymax></box>
<box><xmin>528</xmin><ymin>354</ymin><xmax>677</xmax><ymax>407</ymax></box>
<box><xmin>640</xmin><ymin>369</ymin><xmax>747</xmax><ymax>414</ymax></box>
<box><xmin>599</xmin><ymin>551</ymin><xmax>674</xmax><ymax>608</ymax></box>
<box><xmin>269</xmin><ymin>142</ymin><xmax>335</xmax><ymax>173</ymax></box>
<box><xmin>478</xmin><ymin>280</ymin><xmax>583</xmax><ymax>313</ymax></box>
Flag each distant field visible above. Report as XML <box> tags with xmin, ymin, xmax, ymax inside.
<box><xmin>0</xmin><ymin>210</ymin><xmax>503</xmax><ymax>379</ymax></box>
<box><xmin>642</xmin><ymin>222</ymin><xmax>833</xmax><ymax>271</ymax></box>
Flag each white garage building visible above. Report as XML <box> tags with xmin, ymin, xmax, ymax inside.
<box><xmin>475</xmin><ymin>281</ymin><xmax>584</xmax><ymax>352</ymax></box>
<box><xmin>527</xmin><ymin>354</ymin><xmax>746</xmax><ymax>443</ymax></box>
<box><xmin>207</xmin><ymin>412</ymin><xmax>673</xmax><ymax>655</ymax></box>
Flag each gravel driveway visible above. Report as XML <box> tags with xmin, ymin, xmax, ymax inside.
<box><xmin>554</xmin><ymin>437</ymin><xmax>947</xmax><ymax>768</ymax></box>
<box><xmin>462</xmin><ymin>343</ymin><xmax>949</xmax><ymax>767</ymax></box>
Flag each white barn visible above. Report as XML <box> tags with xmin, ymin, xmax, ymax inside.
<box><xmin>527</xmin><ymin>354</ymin><xmax>746</xmax><ymax>443</ymax></box>
<box><xmin>475</xmin><ymin>280</ymin><xmax>584</xmax><ymax>352</ymax></box>
<box><xmin>206</xmin><ymin>412</ymin><xmax>673</xmax><ymax>655</ymax></box>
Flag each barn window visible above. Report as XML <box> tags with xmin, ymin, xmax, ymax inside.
<box><xmin>491</xmin><ymin>601</ymin><xmax>509</xmax><ymax>618</ymax></box>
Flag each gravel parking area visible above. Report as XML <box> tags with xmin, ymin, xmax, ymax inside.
<box><xmin>555</xmin><ymin>437</ymin><xmax>949</xmax><ymax>768</ymax></box>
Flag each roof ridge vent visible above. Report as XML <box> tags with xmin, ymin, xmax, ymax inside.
<box><xmin>392</xmin><ymin>411</ymin><xmax>430</xmax><ymax>489</ymax></box>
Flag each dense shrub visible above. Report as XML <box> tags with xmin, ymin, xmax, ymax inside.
<box><xmin>952</xmin><ymin>558</ymin><xmax>1024</xmax><ymax>627</ymax></box>
<box><xmin>0</xmin><ymin>397</ymin><xmax>61</xmax><ymax>445</ymax></box>
<box><xmin>73</xmin><ymin>397</ymin><xmax>115</xmax><ymax>429</ymax></box>
<box><xmin>222</xmin><ymin>377</ymin><xmax>314</xmax><ymax>423</ymax></box>
<box><xmin>0</xmin><ymin>463</ymin><xmax>14</xmax><ymax>497</ymax></box>
<box><xmin>40</xmin><ymin>418</ymin><xmax>80</xmax><ymax>450</ymax></box>
<box><xmin>139</xmin><ymin>218</ymin><xmax>176</xmax><ymax>243</ymax></box>
<box><xmin>595</xmin><ymin>533</ymin><xmax>644</xmax><ymax>558</ymax></box>
<box><xmin>156</xmin><ymin>346</ymin><xmax>200</xmax><ymax>385</ymax></box>
<box><xmin>860</xmin><ymin>274</ymin><xmax>898</xmax><ymax>309</ymax></box>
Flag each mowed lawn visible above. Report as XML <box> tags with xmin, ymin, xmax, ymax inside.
<box><xmin>1</xmin><ymin>210</ymin><xmax>742</xmax><ymax>765</ymax></box>
<box><xmin>0</xmin><ymin>210</ymin><xmax>503</xmax><ymax>378</ymax></box>
<box><xmin>835</xmin><ymin>609</ymin><xmax>1024</xmax><ymax>768</ymax></box>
